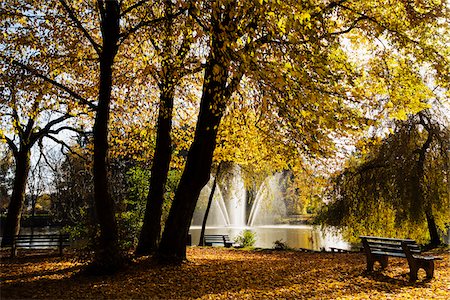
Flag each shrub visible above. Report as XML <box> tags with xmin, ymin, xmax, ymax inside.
<box><xmin>235</xmin><ymin>229</ymin><xmax>256</xmax><ymax>247</ymax></box>
<box><xmin>273</xmin><ymin>239</ymin><xmax>289</xmax><ymax>250</ymax></box>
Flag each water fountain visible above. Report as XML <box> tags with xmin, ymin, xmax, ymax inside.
<box><xmin>190</xmin><ymin>164</ymin><xmax>349</xmax><ymax>250</ymax></box>
<box><xmin>247</xmin><ymin>173</ymin><xmax>287</xmax><ymax>226</ymax></box>
<box><xmin>192</xmin><ymin>165</ymin><xmax>288</xmax><ymax>228</ymax></box>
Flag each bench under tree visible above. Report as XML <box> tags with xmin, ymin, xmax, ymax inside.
<box><xmin>2</xmin><ymin>233</ymin><xmax>70</xmax><ymax>257</ymax></box>
<box><xmin>203</xmin><ymin>235</ymin><xmax>235</xmax><ymax>248</ymax></box>
<box><xmin>360</xmin><ymin>236</ymin><xmax>442</xmax><ymax>281</ymax></box>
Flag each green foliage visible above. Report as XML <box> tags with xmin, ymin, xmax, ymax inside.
<box><xmin>273</xmin><ymin>239</ymin><xmax>289</xmax><ymax>250</ymax></box>
<box><xmin>117</xmin><ymin>166</ymin><xmax>150</xmax><ymax>249</ymax></box>
<box><xmin>235</xmin><ymin>229</ymin><xmax>257</xmax><ymax>247</ymax></box>
<box><xmin>63</xmin><ymin>218</ymin><xmax>99</xmax><ymax>250</ymax></box>
<box><xmin>319</xmin><ymin>200</ymin><xmax>430</xmax><ymax>244</ymax></box>
<box><xmin>117</xmin><ymin>167</ymin><xmax>181</xmax><ymax>249</ymax></box>
<box><xmin>318</xmin><ymin>110</ymin><xmax>450</xmax><ymax>245</ymax></box>
<box><xmin>162</xmin><ymin>169</ymin><xmax>181</xmax><ymax>224</ymax></box>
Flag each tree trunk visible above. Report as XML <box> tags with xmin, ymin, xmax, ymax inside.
<box><xmin>157</xmin><ymin>56</ymin><xmax>229</xmax><ymax>263</ymax></box>
<box><xmin>198</xmin><ymin>163</ymin><xmax>222</xmax><ymax>246</ymax></box>
<box><xmin>135</xmin><ymin>86</ymin><xmax>174</xmax><ymax>255</ymax></box>
<box><xmin>414</xmin><ymin>125</ymin><xmax>440</xmax><ymax>247</ymax></box>
<box><xmin>30</xmin><ymin>193</ymin><xmax>36</xmax><ymax>236</ymax></box>
<box><xmin>90</xmin><ymin>0</ymin><xmax>123</xmax><ymax>273</ymax></box>
<box><xmin>1</xmin><ymin>149</ymin><xmax>30</xmax><ymax>246</ymax></box>
<box><xmin>425</xmin><ymin>210</ymin><xmax>441</xmax><ymax>248</ymax></box>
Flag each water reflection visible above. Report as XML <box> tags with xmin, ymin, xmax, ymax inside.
<box><xmin>189</xmin><ymin>225</ymin><xmax>349</xmax><ymax>251</ymax></box>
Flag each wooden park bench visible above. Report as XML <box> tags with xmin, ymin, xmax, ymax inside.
<box><xmin>329</xmin><ymin>247</ymin><xmax>351</xmax><ymax>253</ymax></box>
<box><xmin>204</xmin><ymin>235</ymin><xmax>234</xmax><ymax>248</ymax></box>
<box><xmin>2</xmin><ymin>233</ymin><xmax>70</xmax><ymax>258</ymax></box>
<box><xmin>360</xmin><ymin>236</ymin><xmax>442</xmax><ymax>281</ymax></box>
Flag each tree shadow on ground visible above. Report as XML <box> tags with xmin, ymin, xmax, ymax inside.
<box><xmin>0</xmin><ymin>249</ymin><xmax>446</xmax><ymax>299</ymax></box>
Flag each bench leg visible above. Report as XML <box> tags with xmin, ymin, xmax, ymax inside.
<box><xmin>409</xmin><ymin>267</ymin><xmax>419</xmax><ymax>282</ymax></box>
<box><xmin>417</xmin><ymin>260</ymin><xmax>435</xmax><ymax>280</ymax></box>
<box><xmin>366</xmin><ymin>257</ymin><xmax>375</xmax><ymax>272</ymax></box>
<box><xmin>366</xmin><ymin>255</ymin><xmax>388</xmax><ymax>272</ymax></box>
<box><xmin>379</xmin><ymin>256</ymin><xmax>388</xmax><ymax>269</ymax></box>
<box><xmin>424</xmin><ymin>261</ymin><xmax>434</xmax><ymax>279</ymax></box>
<box><xmin>406</xmin><ymin>259</ymin><xmax>419</xmax><ymax>282</ymax></box>
<box><xmin>407</xmin><ymin>259</ymin><xmax>434</xmax><ymax>281</ymax></box>
<box><xmin>10</xmin><ymin>239</ymin><xmax>17</xmax><ymax>258</ymax></box>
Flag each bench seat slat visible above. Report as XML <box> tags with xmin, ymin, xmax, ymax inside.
<box><xmin>15</xmin><ymin>242</ymin><xmax>70</xmax><ymax>246</ymax></box>
<box><xmin>412</xmin><ymin>255</ymin><xmax>442</xmax><ymax>261</ymax></box>
<box><xmin>368</xmin><ymin>245</ymin><xmax>419</xmax><ymax>252</ymax></box>
<box><xmin>369</xmin><ymin>248</ymin><xmax>404</xmax><ymax>254</ymax></box>
<box><xmin>367</xmin><ymin>240</ymin><xmax>414</xmax><ymax>247</ymax></box>
<box><xmin>15</xmin><ymin>238</ymin><xmax>68</xmax><ymax>241</ymax></box>
<box><xmin>371</xmin><ymin>251</ymin><xmax>406</xmax><ymax>258</ymax></box>
<box><xmin>12</xmin><ymin>234</ymin><xmax>69</xmax><ymax>238</ymax></box>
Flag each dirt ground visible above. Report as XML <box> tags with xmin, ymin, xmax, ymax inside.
<box><xmin>1</xmin><ymin>247</ymin><xmax>449</xmax><ymax>299</ymax></box>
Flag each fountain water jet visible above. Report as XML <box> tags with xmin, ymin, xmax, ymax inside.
<box><xmin>192</xmin><ymin>165</ymin><xmax>287</xmax><ymax>227</ymax></box>
<box><xmin>192</xmin><ymin>182</ymin><xmax>230</xmax><ymax>227</ymax></box>
<box><xmin>219</xmin><ymin>164</ymin><xmax>247</xmax><ymax>227</ymax></box>
<box><xmin>247</xmin><ymin>173</ymin><xmax>287</xmax><ymax>226</ymax></box>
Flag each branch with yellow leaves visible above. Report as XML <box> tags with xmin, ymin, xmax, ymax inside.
<box><xmin>119</xmin><ymin>7</ymin><xmax>187</xmax><ymax>45</ymax></box>
<box><xmin>2</xmin><ymin>56</ymin><xmax>97</xmax><ymax>111</ymax></box>
<box><xmin>58</xmin><ymin>0</ymin><xmax>102</xmax><ymax>56</ymax></box>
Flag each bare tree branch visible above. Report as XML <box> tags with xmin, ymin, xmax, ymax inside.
<box><xmin>2</xmin><ymin>135</ymin><xmax>18</xmax><ymax>154</ymax></box>
<box><xmin>45</xmin><ymin>134</ymin><xmax>86</xmax><ymax>160</ymax></box>
<box><xmin>30</xmin><ymin>114</ymin><xmax>74</xmax><ymax>144</ymax></box>
<box><xmin>178</xmin><ymin>63</ymin><xmax>205</xmax><ymax>79</ymax></box>
<box><xmin>36</xmin><ymin>140</ymin><xmax>58</xmax><ymax>173</ymax></box>
<box><xmin>225</xmin><ymin>69</ymin><xmax>245</xmax><ymax>100</ymax></box>
<box><xmin>47</xmin><ymin>126</ymin><xmax>91</xmax><ymax>136</ymax></box>
<box><xmin>329</xmin><ymin>16</ymin><xmax>368</xmax><ymax>36</ymax></box>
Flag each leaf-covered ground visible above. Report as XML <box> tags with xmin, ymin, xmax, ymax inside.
<box><xmin>1</xmin><ymin>247</ymin><xmax>449</xmax><ymax>299</ymax></box>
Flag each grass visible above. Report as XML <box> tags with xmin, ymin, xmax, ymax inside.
<box><xmin>1</xmin><ymin>247</ymin><xmax>449</xmax><ymax>299</ymax></box>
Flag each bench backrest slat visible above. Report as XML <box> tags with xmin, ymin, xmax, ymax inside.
<box><xmin>360</xmin><ymin>236</ymin><xmax>415</xmax><ymax>243</ymax></box>
<box><xmin>361</xmin><ymin>236</ymin><xmax>422</xmax><ymax>256</ymax></box>
<box><xmin>2</xmin><ymin>234</ymin><xmax>69</xmax><ymax>244</ymax></box>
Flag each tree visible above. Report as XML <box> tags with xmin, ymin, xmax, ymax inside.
<box><xmin>0</xmin><ymin>0</ymin><xmax>96</xmax><ymax>246</ymax></box>
<box><xmin>55</xmin><ymin>0</ymin><xmax>188</xmax><ymax>272</ymax></box>
<box><xmin>85</xmin><ymin>0</ymin><xmax>124</xmax><ymax>272</ymax></box>
<box><xmin>157</xmin><ymin>0</ymin><xmax>248</xmax><ymax>262</ymax></box>
<box><xmin>136</xmin><ymin>0</ymin><xmax>202</xmax><ymax>255</ymax></box>
<box><xmin>2</xmin><ymin>0</ymin><xmax>179</xmax><ymax>271</ymax></box>
<box><xmin>319</xmin><ymin>109</ymin><xmax>450</xmax><ymax>246</ymax></box>
<box><xmin>157</xmin><ymin>0</ymin><xmax>449</xmax><ymax>263</ymax></box>
<box><xmin>0</xmin><ymin>67</ymin><xmax>78</xmax><ymax>246</ymax></box>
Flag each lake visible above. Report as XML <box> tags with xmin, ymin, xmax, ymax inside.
<box><xmin>189</xmin><ymin>225</ymin><xmax>350</xmax><ymax>250</ymax></box>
